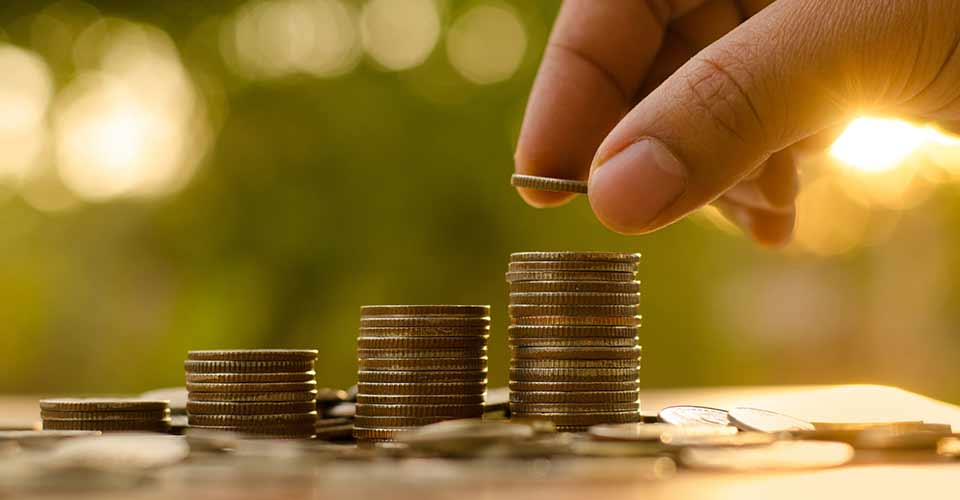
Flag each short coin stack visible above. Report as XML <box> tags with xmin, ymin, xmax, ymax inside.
<box><xmin>354</xmin><ymin>305</ymin><xmax>490</xmax><ymax>442</ymax></box>
<box><xmin>39</xmin><ymin>398</ymin><xmax>171</xmax><ymax>432</ymax></box>
<box><xmin>506</xmin><ymin>251</ymin><xmax>642</xmax><ymax>431</ymax></box>
<box><xmin>184</xmin><ymin>350</ymin><xmax>319</xmax><ymax>439</ymax></box>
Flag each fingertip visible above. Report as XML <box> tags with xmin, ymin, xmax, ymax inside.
<box><xmin>749</xmin><ymin>209</ymin><xmax>796</xmax><ymax>247</ymax></box>
<box><xmin>516</xmin><ymin>187</ymin><xmax>576</xmax><ymax>208</ymax></box>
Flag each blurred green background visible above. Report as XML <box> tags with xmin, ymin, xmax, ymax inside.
<box><xmin>2</xmin><ymin>0</ymin><xmax>960</xmax><ymax>404</ymax></box>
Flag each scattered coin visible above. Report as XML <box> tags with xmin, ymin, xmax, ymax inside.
<box><xmin>358</xmin><ymin>369</ymin><xmax>487</xmax><ymax>383</ymax></box>
<box><xmin>356</xmin><ymin>348</ymin><xmax>487</xmax><ymax>359</ymax></box>
<box><xmin>510</xmin><ymin>316</ymin><xmax>642</xmax><ymax>327</ymax></box>
<box><xmin>39</xmin><ymin>398</ymin><xmax>170</xmax><ymax>412</ymax></box>
<box><xmin>679</xmin><ymin>441</ymin><xmax>855</xmax><ymax>471</ymax></box>
<box><xmin>727</xmin><ymin>407</ymin><xmax>815</xmax><ymax>433</ymax></box>
<box><xmin>510</xmin><ymin>252</ymin><xmax>641</xmax><ymax>263</ymax></box>
<box><xmin>658</xmin><ymin>406</ymin><xmax>731</xmax><ymax>427</ymax></box>
<box><xmin>359</xmin><ymin>317</ymin><xmax>490</xmax><ymax>328</ymax></box>
<box><xmin>0</xmin><ymin>430</ymin><xmax>101</xmax><ymax>449</ymax></box>
<box><xmin>358</xmin><ymin>336</ymin><xmax>488</xmax><ymax>349</ymax></box>
<box><xmin>508</xmin><ymin>261</ymin><xmax>638</xmax><ymax>273</ymax></box>
<box><xmin>357</xmin><ymin>382</ymin><xmax>487</xmax><ymax>396</ymax></box>
<box><xmin>187</xmin><ymin>350</ymin><xmax>318</xmax><ymax>361</ymax></box>
<box><xmin>187</xmin><ymin>390</ymin><xmax>318</xmax><ymax>402</ymax></box>
<box><xmin>509</xmin><ymin>337</ymin><xmax>638</xmax><ymax>348</ymax></box>
<box><xmin>358</xmin><ymin>358</ymin><xmax>487</xmax><ymax>371</ymax></box>
<box><xmin>510</xmin><ymin>402</ymin><xmax>639</xmax><ymax>413</ymax></box>
<box><xmin>357</xmin><ymin>394</ymin><xmax>486</xmax><ymax>405</ymax></box>
<box><xmin>355</xmin><ymin>404</ymin><xmax>484</xmax><ymax>418</ymax></box>
<box><xmin>509</xmin><ymin>411</ymin><xmax>640</xmax><ymax>426</ymax></box>
<box><xmin>588</xmin><ymin>423</ymin><xmax>737</xmax><ymax>442</ymax></box>
<box><xmin>663</xmin><ymin>431</ymin><xmax>776</xmax><ymax>448</ymax></box>
<box><xmin>360</xmin><ymin>305</ymin><xmax>490</xmax><ymax>316</ymax></box>
<box><xmin>510</xmin><ymin>280</ymin><xmax>641</xmax><ymax>294</ymax></box>
<box><xmin>508</xmin><ymin>325</ymin><xmax>639</xmax><ymax>338</ymax></box>
<box><xmin>510</xmin><ymin>358</ymin><xmax>639</xmax><ymax>369</ymax></box>
<box><xmin>187</xmin><ymin>412</ymin><xmax>318</xmax><ymax>427</ymax></box>
<box><xmin>510</xmin><ymin>174</ymin><xmax>588</xmax><ymax>194</ymax></box>
<box><xmin>509</xmin><ymin>391</ymin><xmax>639</xmax><ymax>404</ymax></box>
<box><xmin>506</xmin><ymin>271</ymin><xmax>637</xmax><ymax>283</ymax></box>
<box><xmin>508</xmin><ymin>304</ymin><xmax>638</xmax><ymax>317</ymax></box>
<box><xmin>186</xmin><ymin>401</ymin><xmax>317</xmax><ymax>415</ymax></box>
<box><xmin>183</xmin><ymin>360</ymin><xmax>315</xmax><ymax>373</ymax></box>
<box><xmin>510</xmin><ymin>292</ymin><xmax>641</xmax><ymax>306</ymax></box>
<box><xmin>510</xmin><ymin>346</ymin><xmax>641</xmax><ymax>360</ymax></box>
<box><xmin>185</xmin><ymin>381</ymin><xmax>318</xmax><ymax>393</ymax></box>
<box><xmin>185</xmin><ymin>371</ymin><xmax>317</xmax><ymax>383</ymax></box>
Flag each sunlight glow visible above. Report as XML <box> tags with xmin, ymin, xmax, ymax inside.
<box><xmin>830</xmin><ymin>117</ymin><xmax>957</xmax><ymax>173</ymax></box>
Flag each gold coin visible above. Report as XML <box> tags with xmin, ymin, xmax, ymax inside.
<box><xmin>510</xmin><ymin>252</ymin><xmax>640</xmax><ymax>263</ymax></box>
<box><xmin>185</xmin><ymin>381</ymin><xmax>317</xmax><ymax>393</ymax></box>
<box><xmin>509</xmin><ymin>402</ymin><xmax>639</xmax><ymax>413</ymax></box>
<box><xmin>357</xmin><ymin>348</ymin><xmax>487</xmax><ymax>359</ymax></box>
<box><xmin>187</xmin><ymin>390</ymin><xmax>318</xmax><ymax>402</ymax></box>
<box><xmin>187</xmin><ymin>412</ymin><xmax>317</xmax><ymax>427</ymax></box>
<box><xmin>358</xmin><ymin>336</ymin><xmax>488</xmax><ymax>349</ymax></box>
<box><xmin>353</xmin><ymin>415</ymin><xmax>457</xmax><ymax>428</ymax></box>
<box><xmin>356</xmin><ymin>404</ymin><xmax>484</xmax><ymax>418</ymax></box>
<box><xmin>357</xmin><ymin>382</ymin><xmax>486</xmax><ymax>396</ymax></box>
<box><xmin>356</xmin><ymin>394</ymin><xmax>486</xmax><ymax>405</ymax></box>
<box><xmin>510</xmin><ymin>316</ymin><xmax>642</xmax><ymax>327</ymax></box>
<box><xmin>358</xmin><ymin>370</ymin><xmax>487</xmax><ymax>383</ymax></box>
<box><xmin>42</xmin><ymin>419</ymin><xmax>172</xmax><ymax>432</ymax></box>
<box><xmin>508</xmin><ymin>325</ymin><xmax>639</xmax><ymax>338</ymax></box>
<box><xmin>358</xmin><ymin>358</ymin><xmax>487</xmax><ymax>371</ymax></box>
<box><xmin>509</xmin><ymin>337</ymin><xmax>637</xmax><ymax>348</ymax></box>
<box><xmin>360</xmin><ymin>317</ymin><xmax>490</xmax><ymax>328</ymax></box>
<box><xmin>508</xmin><ymin>261</ymin><xmax>637</xmax><ymax>273</ymax></box>
<box><xmin>360</xmin><ymin>305</ymin><xmax>490</xmax><ymax>317</ymax></box>
<box><xmin>510</xmin><ymin>280</ymin><xmax>641</xmax><ymax>293</ymax></box>
<box><xmin>509</xmin><ymin>411</ymin><xmax>640</xmax><ymax>426</ymax></box>
<box><xmin>509</xmin><ymin>304</ymin><xmax>638</xmax><ymax>317</ymax></box>
<box><xmin>352</xmin><ymin>427</ymin><xmax>413</xmax><ymax>440</ymax></box>
<box><xmin>510</xmin><ymin>346</ymin><xmax>642</xmax><ymax>360</ymax></box>
<box><xmin>506</xmin><ymin>271</ymin><xmax>636</xmax><ymax>283</ymax></box>
<box><xmin>509</xmin><ymin>367</ymin><xmax>639</xmax><ymax>382</ymax></box>
<box><xmin>185</xmin><ymin>371</ymin><xmax>316</xmax><ymax>383</ymax></box>
<box><xmin>358</xmin><ymin>326</ymin><xmax>490</xmax><ymax>337</ymax></box>
<box><xmin>510</xmin><ymin>292</ymin><xmax>640</xmax><ymax>306</ymax></box>
<box><xmin>183</xmin><ymin>360</ymin><xmax>315</xmax><ymax>374</ymax></box>
<box><xmin>509</xmin><ymin>380</ymin><xmax>639</xmax><ymax>392</ymax></box>
<box><xmin>187</xmin><ymin>350</ymin><xmax>317</xmax><ymax>361</ymax></box>
<box><xmin>510</xmin><ymin>359</ymin><xmax>639</xmax><ymax>369</ymax></box>
<box><xmin>509</xmin><ymin>390</ymin><xmax>638</xmax><ymax>404</ymax></box>
<box><xmin>39</xmin><ymin>398</ymin><xmax>169</xmax><ymax>412</ymax></box>
<box><xmin>188</xmin><ymin>424</ymin><xmax>316</xmax><ymax>437</ymax></box>
<box><xmin>40</xmin><ymin>409</ymin><xmax>170</xmax><ymax>421</ymax></box>
<box><xmin>185</xmin><ymin>401</ymin><xmax>317</xmax><ymax>415</ymax></box>
<box><xmin>510</xmin><ymin>174</ymin><xmax>588</xmax><ymax>194</ymax></box>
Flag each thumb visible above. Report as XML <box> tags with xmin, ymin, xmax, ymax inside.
<box><xmin>587</xmin><ymin>0</ymin><xmax>954</xmax><ymax>234</ymax></box>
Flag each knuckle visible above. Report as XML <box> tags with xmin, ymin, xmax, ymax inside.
<box><xmin>679</xmin><ymin>55</ymin><xmax>770</xmax><ymax>147</ymax></box>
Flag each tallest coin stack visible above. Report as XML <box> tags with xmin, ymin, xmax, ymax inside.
<box><xmin>506</xmin><ymin>252</ymin><xmax>642</xmax><ymax>431</ymax></box>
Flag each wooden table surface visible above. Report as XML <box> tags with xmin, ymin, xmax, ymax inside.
<box><xmin>3</xmin><ymin>384</ymin><xmax>958</xmax><ymax>499</ymax></box>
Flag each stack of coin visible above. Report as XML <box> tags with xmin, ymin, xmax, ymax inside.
<box><xmin>506</xmin><ymin>252</ymin><xmax>641</xmax><ymax>431</ymax></box>
<box><xmin>184</xmin><ymin>350</ymin><xmax>319</xmax><ymax>439</ymax></box>
<box><xmin>39</xmin><ymin>398</ymin><xmax>171</xmax><ymax>432</ymax></box>
<box><xmin>354</xmin><ymin>305</ymin><xmax>490</xmax><ymax>442</ymax></box>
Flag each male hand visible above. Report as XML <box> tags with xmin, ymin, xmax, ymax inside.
<box><xmin>514</xmin><ymin>0</ymin><xmax>960</xmax><ymax>245</ymax></box>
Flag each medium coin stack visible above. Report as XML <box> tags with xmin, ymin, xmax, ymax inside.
<box><xmin>185</xmin><ymin>350</ymin><xmax>319</xmax><ymax>439</ymax></box>
<box><xmin>39</xmin><ymin>398</ymin><xmax>171</xmax><ymax>432</ymax></box>
<box><xmin>354</xmin><ymin>305</ymin><xmax>490</xmax><ymax>442</ymax></box>
<box><xmin>506</xmin><ymin>251</ymin><xmax>642</xmax><ymax>431</ymax></box>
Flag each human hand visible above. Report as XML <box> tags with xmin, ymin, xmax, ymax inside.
<box><xmin>514</xmin><ymin>0</ymin><xmax>960</xmax><ymax>246</ymax></box>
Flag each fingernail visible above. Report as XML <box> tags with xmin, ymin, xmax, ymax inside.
<box><xmin>588</xmin><ymin>138</ymin><xmax>687</xmax><ymax>232</ymax></box>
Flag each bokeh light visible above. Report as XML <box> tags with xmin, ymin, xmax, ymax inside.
<box><xmin>53</xmin><ymin>19</ymin><xmax>210</xmax><ymax>201</ymax></box>
<box><xmin>361</xmin><ymin>0</ymin><xmax>441</xmax><ymax>71</ymax></box>
<box><xmin>224</xmin><ymin>0</ymin><xmax>360</xmax><ymax>80</ymax></box>
<box><xmin>830</xmin><ymin>117</ymin><xmax>932</xmax><ymax>173</ymax></box>
<box><xmin>446</xmin><ymin>3</ymin><xmax>527</xmax><ymax>85</ymax></box>
<box><xmin>0</xmin><ymin>44</ymin><xmax>53</xmax><ymax>182</ymax></box>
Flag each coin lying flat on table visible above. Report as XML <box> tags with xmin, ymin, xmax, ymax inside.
<box><xmin>187</xmin><ymin>350</ymin><xmax>318</xmax><ymax>361</ymax></box>
<box><xmin>506</xmin><ymin>271</ymin><xmax>637</xmax><ymax>283</ymax></box>
<box><xmin>357</xmin><ymin>382</ymin><xmax>487</xmax><ymax>395</ymax></box>
<box><xmin>510</xmin><ymin>252</ymin><xmax>641</xmax><ymax>263</ymax></box>
<box><xmin>511</xmin><ymin>346</ymin><xmax>641</xmax><ymax>360</ymax></box>
<box><xmin>508</xmin><ymin>261</ymin><xmax>638</xmax><ymax>273</ymax></box>
<box><xmin>186</xmin><ymin>401</ymin><xmax>318</xmax><ymax>415</ymax></box>
<box><xmin>39</xmin><ymin>398</ymin><xmax>170</xmax><ymax>412</ymax></box>
<box><xmin>509</xmin><ymin>280</ymin><xmax>641</xmax><ymax>294</ymax></box>
<box><xmin>510</xmin><ymin>292</ymin><xmax>641</xmax><ymax>306</ymax></box>
<box><xmin>509</xmin><ymin>337</ymin><xmax>638</xmax><ymax>348</ymax></box>
<box><xmin>187</xmin><ymin>390</ymin><xmax>318</xmax><ymax>402</ymax></box>
<box><xmin>588</xmin><ymin>423</ymin><xmax>738</xmax><ymax>442</ymax></box>
<box><xmin>508</xmin><ymin>325</ymin><xmax>640</xmax><ymax>338</ymax></box>
<box><xmin>679</xmin><ymin>441</ymin><xmax>855</xmax><ymax>471</ymax></box>
<box><xmin>184</xmin><ymin>360</ymin><xmax>315</xmax><ymax>373</ymax></box>
<box><xmin>727</xmin><ymin>407</ymin><xmax>815</xmax><ymax>433</ymax></box>
<box><xmin>511</xmin><ymin>174</ymin><xmax>588</xmax><ymax>194</ymax></box>
<box><xmin>185</xmin><ymin>371</ymin><xmax>317</xmax><ymax>383</ymax></box>
<box><xmin>358</xmin><ymin>369</ymin><xmax>487</xmax><ymax>383</ymax></box>
<box><xmin>509</xmin><ymin>391</ymin><xmax>639</xmax><ymax>404</ymax></box>
<box><xmin>658</xmin><ymin>406</ymin><xmax>731</xmax><ymax>427</ymax></box>
<box><xmin>358</xmin><ymin>336</ymin><xmax>488</xmax><ymax>349</ymax></box>
<box><xmin>360</xmin><ymin>305</ymin><xmax>490</xmax><ymax>316</ymax></box>
<box><xmin>185</xmin><ymin>381</ymin><xmax>317</xmax><ymax>393</ymax></box>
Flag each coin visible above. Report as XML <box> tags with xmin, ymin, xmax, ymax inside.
<box><xmin>39</xmin><ymin>398</ymin><xmax>170</xmax><ymax>412</ymax></box>
<box><xmin>510</xmin><ymin>280</ymin><xmax>641</xmax><ymax>293</ymax></box>
<box><xmin>358</xmin><ymin>327</ymin><xmax>489</xmax><ymax>337</ymax></box>
<box><xmin>187</xmin><ymin>412</ymin><xmax>318</xmax><ymax>427</ymax></box>
<box><xmin>187</xmin><ymin>390</ymin><xmax>318</xmax><ymax>402</ymax></box>
<box><xmin>508</xmin><ymin>325</ymin><xmax>639</xmax><ymax>338</ymax></box>
<box><xmin>510</xmin><ymin>174</ymin><xmax>588</xmax><ymax>194</ymax></box>
<box><xmin>509</xmin><ymin>368</ymin><xmax>639</xmax><ymax>382</ymax></box>
<box><xmin>510</xmin><ymin>346</ymin><xmax>641</xmax><ymax>360</ymax></box>
<box><xmin>678</xmin><ymin>441</ymin><xmax>855</xmax><ymax>471</ymax></box>
<box><xmin>509</xmin><ymin>411</ymin><xmax>640</xmax><ymax>426</ymax></box>
<box><xmin>188</xmin><ymin>424</ymin><xmax>316</xmax><ymax>436</ymax></box>
<box><xmin>357</xmin><ymin>394</ymin><xmax>486</xmax><ymax>405</ymax></box>
<box><xmin>357</xmin><ymin>348</ymin><xmax>487</xmax><ymax>359</ymax></box>
<box><xmin>325</xmin><ymin>402</ymin><xmax>356</xmax><ymax>418</ymax></box>
<box><xmin>507</xmin><ymin>271</ymin><xmax>637</xmax><ymax>283</ymax></box>
<box><xmin>511</xmin><ymin>316</ymin><xmax>642</xmax><ymax>326</ymax></box>
<box><xmin>509</xmin><ymin>391</ymin><xmax>638</xmax><ymax>404</ymax></box>
<box><xmin>509</xmin><ymin>337</ymin><xmax>637</xmax><ymax>348</ymax></box>
<box><xmin>357</xmin><ymin>336</ymin><xmax>488</xmax><ymax>349</ymax></box>
<box><xmin>357</xmin><ymin>382</ymin><xmax>487</xmax><ymax>395</ymax></box>
<box><xmin>353</xmin><ymin>416</ymin><xmax>457</xmax><ymax>428</ymax></box>
<box><xmin>510</xmin><ymin>402</ymin><xmax>639</xmax><ymax>413</ymax></box>
<box><xmin>510</xmin><ymin>292</ymin><xmax>640</xmax><ymax>306</ymax></box>
<box><xmin>358</xmin><ymin>358</ymin><xmax>487</xmax><ymax>371</ymax></box>
<box><xmin>314</xmin><ymin>423</ymin><xmax>354</xmax><ymax>440</ymax></box>
<box><xmin>183</xmin><ymin>360</ymin><xmax>315</xmax><ymax>373</ymax></box>
<box><xmin>40</xmin><ymin>409</ymin><xmax>170</xmax><ymax>421</ymax></box>
<box><xmin>727</xmin><ymin>407</ymin><xmax>815</xmax><ymax>433</ymax></box>
<box><xmin>663</xmin><ymin>431</ymin><xmax>776</xmax><ymax>448</ymax></box>
<box><xmin>187</xmin><ymin>350</ymin><xmax>318</xmax><ymax>361</ymax></box>
<box><xmin>510</xmin><ymin>252</ymin><xmax>641</xmax><ymax>263</ymax></box>
<box><xmin>510</xmin><ymin>305</ymin><xmax>639</xmax><ymax>318</ymax></box>
<box><xmin>185</xmin><ymin>401</ymin><xmax>318</xmax><ymax>415</ymax></box>
<box><xmin>658</xmin><ymin>406</ymin><xmax>730</xmax><ymax>427</ymax></box>
<box><xmin>509</xmin><ymin>380</ymin><xmax>639</xmax><ymax>392</ymax></box>
<box><xmin>360</xmin><ymin>317</ymin><xmax>490</xmax><ymax>328</ymax></box>
<box><xmin>356</xmin><ymin>404</ymin><xmax>484</xmax><ymax>418</ymax></box>
<box><xmin>352</xmin><ymin>427</ymin><xmax>414</xmax><ymax>440</ymax></box>
<box><xmin>185</xmin><ymin>381</ymin><xmax>317</xmax><ymax>393</ymax></box>
<box><xmin>360</xmin><ymin>305</ymin><xmax>490</xmax><ymax>316</ymax></box>
<box><xmin>316</xmin><ymin>388</ymin><xmax>349</xmax><ymax>408</ymax></box>
<box><xmin>42</xmin><ymin>419</ymin><xmax>172</xmax><ymax>432</ymax></box>
<box><xmin>185</xmin><ymin>371</ymin><xmax>316</xmax><ymax>383</ymax></box>
<box><xmin>510</xmin><ymin>359</ymin><xmax>639</xmax><ymax>369</ymax></box>
<box><xmin>589</xmin><ymin>423</ymin><xmax>738</xmax><ymax>442</ymax></box>
<box><xmin>508</xmin><ymin>261</ymin><xmax>637</xmax><ymax>273</ymax></box>
<box><xmin>358</xmin><ymin>370</ymin><xmax>487</xmax><ymax>383</ymax></box>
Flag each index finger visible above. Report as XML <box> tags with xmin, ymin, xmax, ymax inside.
<box><xmin>513</xmin><ymin>0</ymin><xmax>678</xmax><ymax>207</ymax></box>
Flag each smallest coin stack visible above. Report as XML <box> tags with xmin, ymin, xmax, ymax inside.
<box><xmin>39</xmin><ymin>398</ymin><xmax>171</xmax><ymax>432</ymax></box>
<box><xmin>185</xmin><ymin>349</ymin><xmax>319</xmax><ymax>438</ymax></box>
<box><xmin>354</xmin><ymin>305</ymin><xmax>490</xmax><ymax>442</ymax></box>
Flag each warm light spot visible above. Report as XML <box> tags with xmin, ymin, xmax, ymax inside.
<box><xmin>793</xmin><ymin>174</ymin><xmax>870</xmax><ymax>256</ymax></box>
<box><xmin>223</xmin><ymin>0</ymin><xmax>360</xmax><ymax>79</ymax></box>
<box><xmin>830</xmin><ymin>117</ymin><xmax>941</xmax><ymax>173</ymax></box>
<box><xmin>53</xmin><ymin>19</ymin><xmax>210</xmax><ymax>201</ymax></box>
<box><xmin>446</xmin><ymin>3</ymin><xmax>527</xmax><ymax>85</ymax></box>
<box><xmin>361</xmin><ymin>0</ymin><xmax>440</xmax><ymax>71</ymax></box>
<box><xmin>0</xmin><ymin>44</ymin><xmax>53</xmax><ymax>181</ymax></box>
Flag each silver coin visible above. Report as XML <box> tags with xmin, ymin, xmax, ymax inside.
<box><xmin>658</xmin><ymin>406</ymin><xmax>730</xmax><ymax>427</ymax></box>
<box><xmin>727</xmin><ymin>407</ymin><xmax>815</xmax><ymax>433</ymax></box>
